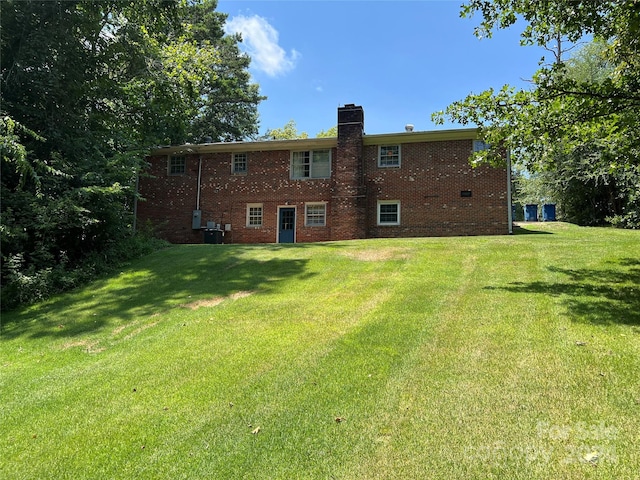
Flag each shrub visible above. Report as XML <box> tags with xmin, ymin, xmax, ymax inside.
<box><xmin>0</xmin><ymin>234</ymin><xmax>168</xmax><ymax>311</ymax></box>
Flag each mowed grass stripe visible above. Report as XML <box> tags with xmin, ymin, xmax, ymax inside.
<box><xmin>1</xmin><ymin>223</ymin><xmax>639</xmax><ymax>479</ymax></box>
<box><xmin>349</xmin><ymin>227</ymin><xmax>640</xmax><ymax>479</ymax></box>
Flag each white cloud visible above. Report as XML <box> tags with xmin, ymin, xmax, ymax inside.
<box><xmin>225</xmin><ymin>15</ymin><xmax>299</xmax><ymax>77</ymax></box>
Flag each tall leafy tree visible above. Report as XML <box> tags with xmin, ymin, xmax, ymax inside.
<box><xmin>186</xmin><ymin>0</ymin><xmax>264</xmax><ymax>142</ymax></box>
<box><xmin>433</xmin><ymin>0</ymin><xmax>640</xmax><ymax>227</ymax></box>
<box><xmin>512</xmin><ymin>39</ymin><xmax>639</xmax><ymax>226</ymax></box>
<box><xmin>1</xmin><ymin>0</ymin><xmax>263</xmax><ymax>308</ymax></box>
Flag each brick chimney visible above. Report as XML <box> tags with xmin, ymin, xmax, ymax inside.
<box><xmin>332</xmin><ymin>104</ymin><xmax>366</xmax><ymax>240</ymax></box>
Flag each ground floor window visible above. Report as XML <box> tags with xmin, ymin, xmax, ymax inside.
<box><xmin>305</xmin><ymin>203</ymin><xmax>326</xmax><ymax>226</ymax></box>
<box><xmin>246</xmin><ymin>203</ymin><xmax>263</xmax><ymax>227</ymax></box>
<box><xmin>377</xmin><ymin>200</ymin><xmax>400</xmax><ymax>225</ymax></box>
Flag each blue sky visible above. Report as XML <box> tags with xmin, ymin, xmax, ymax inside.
<box><xmin>217</xmin><ymin>0</ymin><xmax>548</xmax><ymax>136</ymax></box>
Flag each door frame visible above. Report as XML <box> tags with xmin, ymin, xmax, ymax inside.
<box><xmin>277</xmin><ymin>205</ymin><xmax>297</xmax><ymax>243</ymax></box>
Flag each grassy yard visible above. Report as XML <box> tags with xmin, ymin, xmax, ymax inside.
<box><xmin>1</xmin><ymin>223</ymin><xmax>639</xmax><ymax>479</ymax></box>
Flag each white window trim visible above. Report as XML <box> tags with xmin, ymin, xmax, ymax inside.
<box><xmin>246</xmin><ymin>203</ymin><xmax>263</xmax><ymax>227</ymax></box>
<box><xmin>232</xmin><ymin>152</ymin><xmax>248</xmax><ymax>174</ymax></box>
<box><xmin>377</xmin><ymin>200</ymin><xmax>400</xmax><ymax>226</ymax></box>
<box><xmin>378</xmin><ymin>145</ymin><xmax>401</xmax><ymax>168</ymax></box>
<box><xmin>290</xmin><ymin>149</ymin><xmax>332</xmax><ymax>180</ymax></box>
<box><xmin>304</xmin><ymin>202</ymin><xmax>327</xmax><ymax>227</ymax></box>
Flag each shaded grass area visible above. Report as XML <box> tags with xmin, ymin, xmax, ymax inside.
<box><xmin>1</xmin><ymin>223</ymin><xmax>639</xmax><ymax>479</ymax></box>
<box><xmin>487</xmin><ymin>260</ymin><xmax>640</xmax><ymax>326</ymax></box>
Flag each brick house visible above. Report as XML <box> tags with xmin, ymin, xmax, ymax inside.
<box><xmin>136</xmin><ymin>104</ymin><xmax>512</xmax><ymax>244</ymax></box>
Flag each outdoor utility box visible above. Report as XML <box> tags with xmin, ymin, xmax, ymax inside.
<box><xmin>192</xmin><ymin>210</ymin><xmax>202</xmax><ymax>229</ymax></box>
<box><xmin>203</xmin><ymin>229</ymin><xmax>223</xmax><ymax>244</ymax></box>
<box><xmin>542</xmin><ymin>204</ymin><xmax>556</xmax><ymax>221</ymax></box>
<box><xmin>524</xmin><ymin>204</ymin><xmax>538</xmax><ymax>221</ymax></box>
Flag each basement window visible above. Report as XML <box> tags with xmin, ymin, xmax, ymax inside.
<box><xmin>377</xmin><ymin>200</ymin><xmax>400</xmax><ymax>226</ymax></box>
<box><xmin>168</xmin><ymin>155</ymin><xmax>186</xmax><ymax>175</ymax></box>
<box><xmin>305</xmin><ymin>203</ymin><xmax>327</xmax><ymax>226</ymax></box>
<box><xmin>246</xmin><ymin>203</ymin><xmax>263</xmax><ymax>227</ymax></box>
<box><xmin>378</xmin><ymin>145</ymin><xmax>401</xmax><ymax>167</ymax></box>
<box><xmin>232</xmin><ymin>153</ymin><xmax>247</xmax><ymax>174</ymax></box>
<box><xmin>291</xmin><ymin>150</ymin><xmax>331</xmax><ymax>179</ymax></box>
<box><xmin>461</xmin><ymin>190</ymin><xmax>472</xmax><ymax>197</ymax></box>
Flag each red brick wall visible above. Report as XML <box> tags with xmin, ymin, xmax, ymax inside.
<box><xmin>138</xmin><ymin>139</ymin><xmax>508</xmax><ymax>244</ymax></box>
<box><xmin>137</xmin><ymin>110</ymin><xmax>508</xmax><ymax>244</ymax></box>
<box><xmin>136</xmin><ymin>156</ymin><xmax>202</xmax><ymax>244</ymax></box>
<box><xmin>364</xmin><ymin>140</ymin><xmax>508</xmax><ymax>237</ymax></box>
<box><xmin>137</xmin><ymin>149</ymin><xmax>335</xmax><ymax>244</ymax></box>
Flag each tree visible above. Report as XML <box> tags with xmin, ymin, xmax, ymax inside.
<box><xmin>262</xmin><ymin>122</ymin><xmax>338</xmax><ymax>140</ymax></box>
<box><xmin>1</xmin><ymin>0</ymin><xmax>263</xmax><ymax>309</ymax></box>
<box><xmin>507</xmin><ymin>39</ymin><xmax>639</xmax><ymax>226</ymax></box>
<box><xmin>181</xmin><ymin>0</ymin><xmax>265</xmax><ymax>142</ymax></box>
<box><xmin>317</xmin><ymin>126</ymin><xmax>338</xmax><ymax>137</ymax></box>
<box><xmin>264</xmin><ymin>120</ymin><xmax>309</xmax><ymax>140</ymax></box>
<box><xmin>433</xmin><ymin>0</ymin><xmax>640</xmax><ymax>227</ymax></box>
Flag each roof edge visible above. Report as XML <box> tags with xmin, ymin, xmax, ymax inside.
<box><xmin>149</xmin><ymin>127</ymin><xmax>480</xmax><ymax>156</ymax></box>
<box><xmin>363</xmin><ymin>128</ymin><xmax>479</xmax><ymax>145</ymax></box>
<box><xmin>150</xmin><ymin>137</ymin><xmax>337</xmax><ymax>156</ymax></box>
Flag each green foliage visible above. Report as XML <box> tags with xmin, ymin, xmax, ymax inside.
<box><xmin>512</xmin><ymin>168</ymin><xmax>557</xmax><ymax>206</ymax></box>
<box><xmin>263</xmin><ymin>122</ymin><xmax>337</xmax><ymax>140</ymax></box>
<box><xmin>317</xmin><ymin>125</ymin><xmax>338</xmax><ymax>137</ymax></box>
<box><xmin>1</xmin><ymin>0</ymin><xmax>263</xmax><ymax>309</ymax></box>
<box><xmin>1</xmin><ymin>233</ymin><xmax>168</xmax><ymax>311</ymax></box>
<box><xmin>0</xmin><ymin>116</ymin><xmax>46</xmax><ymax>191</ymax></box>
<box><xmin>264</xmin><ymin>120</ymin><xmax>309</xmax><ymax>140</ymax></box>
<box><xmin>434</xmin><ymin>1</ymin><xmax>640</xmax><ymax>227</ymax></box>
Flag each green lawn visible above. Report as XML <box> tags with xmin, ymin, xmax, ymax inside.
<box><xmin>1</xmin><ymin>223</ymin><xmax>639</xmax><ymax>479</ymax></box>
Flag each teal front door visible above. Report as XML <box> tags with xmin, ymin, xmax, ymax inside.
<box><xmin>278</xmin><ymin>208</ymin><xmax>295</xmax><ymax>243</ymax></box>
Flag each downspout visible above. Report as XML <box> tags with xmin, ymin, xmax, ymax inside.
<box><xmin>506</xmin><ymin>149</ymin><xmax>513</xmax><ymax>234</ymax></box>
<box><xmin>196</xmin><ymin>155</ymin><xmax>203</xmax><ymax>210</ymax></box>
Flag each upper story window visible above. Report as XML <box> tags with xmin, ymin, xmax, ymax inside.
<box><xmin>378</xmin><ymin>145</ymin><xmax>401</xmax><ymax>167</ymax></box>
<box><xmin>291</xmin><ymin>149</ymin><xmax>331</xmax><ymax>179</ymax></box>
<box><xmin>232</xmin><ymin>153</ymin><xmax>247</xmax><ymax>174</ymax></box>
<box><xmin>473</xmin><ymin>140</ymin><xmax>490</xmax><ymax>152</ymax></box>
<box><xmin>168</xmin><ymin>155</ymin><xmax>186</xmax><ymax>175</ymax></box>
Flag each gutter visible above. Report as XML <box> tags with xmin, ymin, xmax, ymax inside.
<box><xmin>149</xmin><ymin>128</ymin><xmax>481</xmax><ymax>156</ymax></box>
